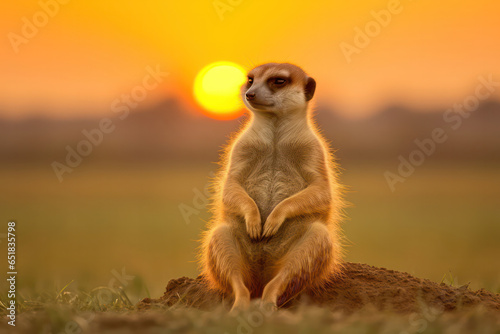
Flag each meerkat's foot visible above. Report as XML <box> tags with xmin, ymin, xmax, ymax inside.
<box><xmin>229</xmin><ymin>295</ymin><xmax>251</xmax><ymax>314</ymax></box>
<box><xmin>261</xmin><ymin>274</ymin><xmax>282</xmax><ymax>311</ymax></box>
<box><xmin>229</xmin><ymin>275</ymin><xmax>251</xmax><ymax>314</ymax></box>
<box><xmin>259</xmin><ymin>300</ymin><xmax>278</xmax><ymax>313</ymax></box>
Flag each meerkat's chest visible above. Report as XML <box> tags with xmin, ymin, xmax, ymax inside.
<box><xmin>239</xmin><ymin>142</ymin><xmax>309</xmax><ymax>218</ymax></box>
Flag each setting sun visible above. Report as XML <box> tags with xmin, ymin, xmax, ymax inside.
<box><xmin>193</xmin><ymin>61</ymin><xmax>247</xmax><ymax>119</ymax></box>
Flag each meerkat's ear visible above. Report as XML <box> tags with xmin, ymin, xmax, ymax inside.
<box><xmin>305</xmin><ymin>77</ymin><xmax>316</xmax><ymax>101</ymax></box>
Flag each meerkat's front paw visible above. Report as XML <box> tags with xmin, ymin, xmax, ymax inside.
<box><xmin>262</xmin><ymin>208</ymin><xmax>286</xmax><ymax>238</ymax></box>
<box><xmin>245</xmin><ymin>212</ymin><xmax>262</xmax><ymax>239</ymax></box>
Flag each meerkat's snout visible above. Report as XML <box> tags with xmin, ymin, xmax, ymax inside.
<box><xmin>241</xmin><ymin>63</ymin><xmax>316</xmax><ymax>113</ymax></box>
<box><xmin>245</xmin><ymin>91</ymin><xmax>256</xmax><ymax>100</ymax></box>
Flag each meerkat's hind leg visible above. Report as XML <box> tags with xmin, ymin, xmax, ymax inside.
<box><xmin>205</xmin><ymin>223</ymin><xmax>251</xmax><ymax>313</ymax></box>
<box><xmin>261</xmin><ymin>222</ymin><xmax>335</xmax><ymax>309</ymax></box>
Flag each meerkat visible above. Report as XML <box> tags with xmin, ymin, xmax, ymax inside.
<box><xmin>199</xmin><ymin>62</ymin><xmax>344</xmax><ymax>311</ymax></box>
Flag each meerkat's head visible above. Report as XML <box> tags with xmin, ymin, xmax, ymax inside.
<box><xmin>241</xmin><ymin>63</ymin><xmax>316</xmax><ymax>114</ymax></box>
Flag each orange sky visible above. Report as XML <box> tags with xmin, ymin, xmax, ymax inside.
<box><xmin>1</xmin><ymin>0</ymin><xmax>499</xmax><ymax>119</ymax></box>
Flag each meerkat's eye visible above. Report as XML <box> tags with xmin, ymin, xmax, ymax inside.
<box><xmin>274</xmin><ymin>78</ymin><xmax>286</xmax><ymax>85</ymax></box>
<box><xmin>247</xmin><ymin>77</ymin><xmax>253</xmax><ymax>85</ymax></box>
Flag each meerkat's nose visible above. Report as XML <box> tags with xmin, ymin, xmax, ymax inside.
<box><xmin>245</xmin><ymin>91</ymin><xmax>256</xmax><ymax>100</ymax></box>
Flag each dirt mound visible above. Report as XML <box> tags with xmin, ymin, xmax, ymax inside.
<box><xmin>139</xmin><ymin>263</ymin><xmax>500</xmax><ymax>314</ymax></box>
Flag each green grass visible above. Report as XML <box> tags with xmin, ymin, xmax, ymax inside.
<box><xmin>0</xmin><ymin>161</ymin><xmax>499</xmax><ymax>332</ymax></box>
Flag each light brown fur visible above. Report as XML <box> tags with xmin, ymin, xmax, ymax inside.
<box><xmin>199</xmin><ymin>63</ymin><xmax>345</xmax><ymax>311</ymax></box>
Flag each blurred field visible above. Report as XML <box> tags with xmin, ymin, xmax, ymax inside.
<box><xmin>1</xmin><ymin>159</ymin><xmax>499</xmax><ymax>304</ymax></box>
